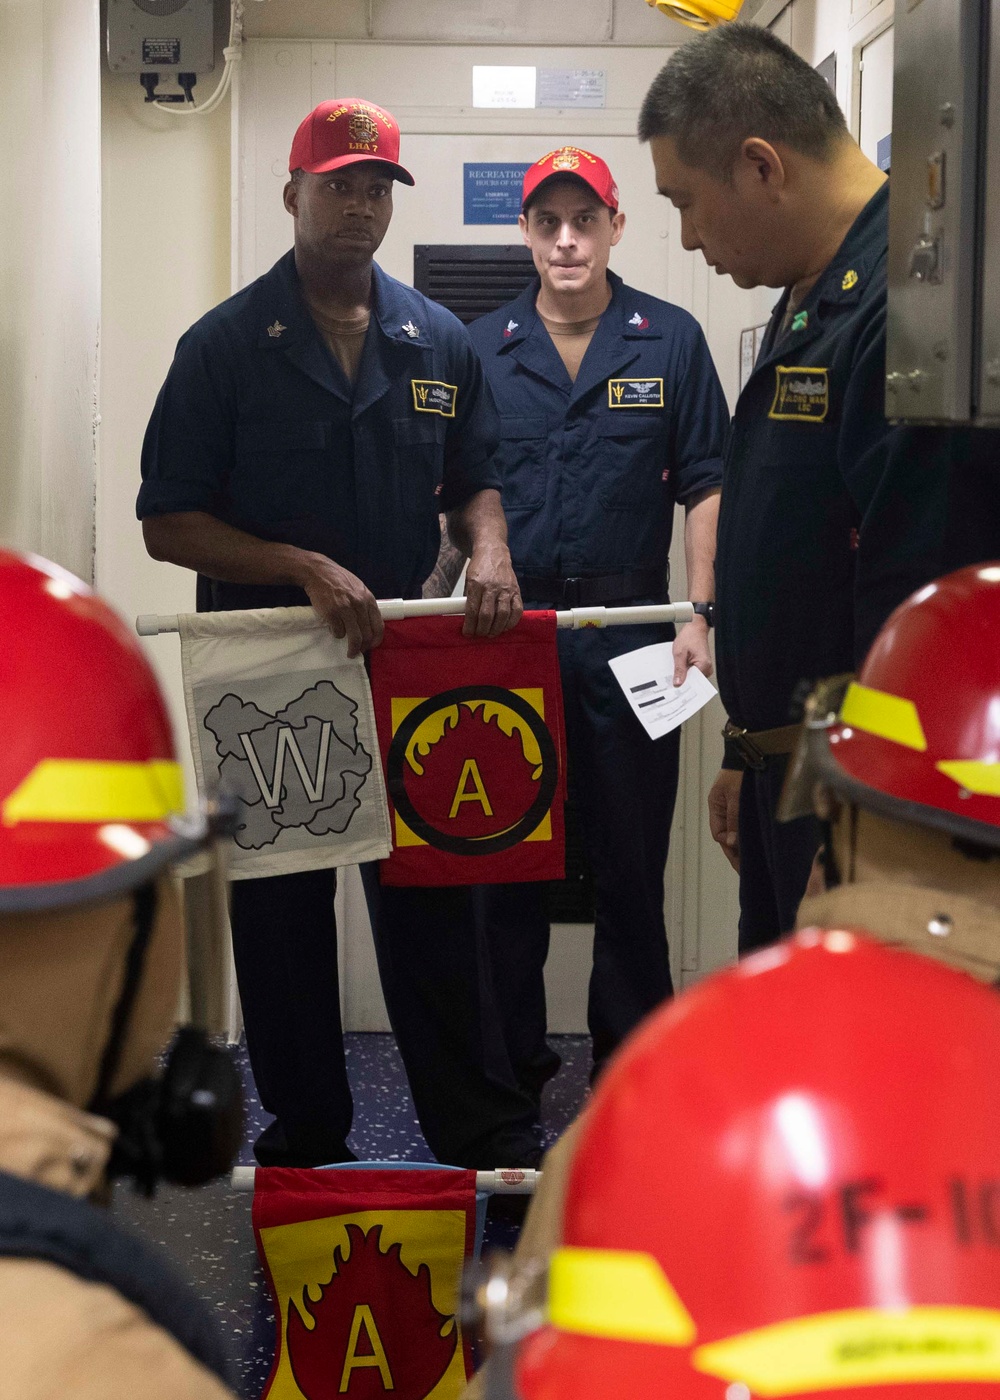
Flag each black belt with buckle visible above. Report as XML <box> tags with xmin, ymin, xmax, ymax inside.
<box><xmin>723</xmin><ymin>721</ymin><xmax>803</xmax><ymax>771</ymax></box>
<box><xmin>517</xmin><ymin>567</ymin><xmax>669</xmax><ymax>609</ymax></box>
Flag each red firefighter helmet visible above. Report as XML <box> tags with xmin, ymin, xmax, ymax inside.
<box><xmin>780</xmin><ymin>564</ymin><xmax>1000</xmax><ymax>849</ymax></box>
<box><xmin>518</xmin><ymin>930</ymin><xmax>1000</xmax><ymax>1399</ymax></box>
<box><xmin>0</xmin><ymin>550</ymin><xmax>204</xmax><ymax>910</ymax></box>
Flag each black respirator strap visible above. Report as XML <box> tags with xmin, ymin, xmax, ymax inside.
<box><xmin>90</xmin><ymin>881</ymin><xmax>158</xmax><ymax>1116</ymax></box>
<box><xmin>819</xmin><ymin>819</ymin><xmax>842</xmax><ymax>890</ymax></box>
<box><xmin>848</xmin><ymin>802</ymin><xmax>859</xmax><ymax>883</ymax></box>
<box><xmin>819</xmin><ymin>802</ymin><xmax>859</xmax><ymax>892</ymax></box>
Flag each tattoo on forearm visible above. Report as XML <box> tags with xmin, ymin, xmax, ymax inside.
<box><xmin>422</xmin><ymin>515</ymin><xmax>467</xmax><ymax>599</ymax></box>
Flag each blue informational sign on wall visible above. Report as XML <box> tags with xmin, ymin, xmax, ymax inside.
<box><xmin>464</xmin><ymin>163</ymin><xmax>531</xmax><ymax>225</ymax></box>
<box><xmin>877</xmin><ymin>134</ymin><xmax>892</xmax><ymax>172</ymax></box>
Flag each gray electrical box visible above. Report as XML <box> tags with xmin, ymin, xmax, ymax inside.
<box><xmin>107</xmin><ymin>0</ymin><xmax>215</xmax><ymax>75</ymax></box>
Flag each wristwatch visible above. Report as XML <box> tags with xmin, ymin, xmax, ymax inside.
<box><xmin>691</xmin><ymin>602</ymin><xmax>715</xmax><ymax>627</ymax></box>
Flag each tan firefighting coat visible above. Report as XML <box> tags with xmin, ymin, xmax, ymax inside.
<box><xmin>0</xmin><ymin>1071</ymin><xmax>235</xmax><ymax>1400</ymax></box>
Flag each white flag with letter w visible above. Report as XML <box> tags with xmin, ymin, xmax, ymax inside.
<box><xmin>179</xmin><ymin>607</ymin><xmax>391</xmax><ymax>879</ymax></box>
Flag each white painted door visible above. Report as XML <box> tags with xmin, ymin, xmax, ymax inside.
<box><xmin>858</xmin><ymin>24</ymin><xmax>894</xmax><ymax>167</ymax></box>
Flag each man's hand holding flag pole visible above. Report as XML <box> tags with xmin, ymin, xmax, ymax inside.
<box><xmin>137</xmin><ymin>595</ymin><xmax>695</xmax><ymax>636</ymax></box>
<box><xmin>141</xmin><ymin>596</ymin><xmax>695</xmax><ymax>885</ymax></box>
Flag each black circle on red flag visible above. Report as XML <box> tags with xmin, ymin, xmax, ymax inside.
<box><xmin>386</xmin><ymin>685</ymin><xmax>559</xmax><ymax>856</ymax></box>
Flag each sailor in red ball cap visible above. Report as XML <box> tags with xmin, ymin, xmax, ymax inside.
<box><xmin>139</xmin><ymin>98</ymin><xmax>542</xmax><ymax>1171</ymax></box>
<box><xmin>467</xmin><ymin>148</ymin><xmax>730</xmax><ymax>1093</ymax></box>
<box><xmin>287</xmin><ymin>98</ymin><xmax>416</xmax><ymax>187</ymax></box>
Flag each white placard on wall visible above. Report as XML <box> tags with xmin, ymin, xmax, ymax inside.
<box><xmin>472</xmin><ymin>65</ymin><xmax>537</xmax><ymax>108</ymax></box>
<box><xmin>537</xmin><ymin>68</ymin><xmax>607</xmax><ymax>108</ymax></box>
<box><xmin>739</xmin><ymin>322</ymin><xmax>770</xmax><ymax>392</ymax></box>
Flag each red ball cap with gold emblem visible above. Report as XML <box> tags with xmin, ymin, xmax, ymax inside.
<box><xmin>521</xmin><ymin>147</ymin><xmax>619</xmax><ymax>213</ymax></box>
<box><xmin>781</xmin><ymin>564</ymin><xmax>1000</xmax><ymax>849</ymax></box>
<box><xmin>0</xmin><ymin>551</ymin><xmax>204</xmax><ymax>911</ymax></box>
<box><xmin>518</xmin><ymin>930</ymin><xmax>1000</xmax><ymax>1400</ymax></box>
<box><xmin>288</xmin><ymin>98</ymin><xmax>415</xmax><ymax>185</ymax></box>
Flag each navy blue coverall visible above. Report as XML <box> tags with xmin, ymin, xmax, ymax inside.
<box><xmin>717</xmin><ymin>181</ymin><xmax>1000</xmax><ymax>952</ymax></box>
<box><xmin>138</xmin><ymin>250</ymin><xmax>541</xmax><ymax>1168</ymax></box>
<box><xmin>469</xmin><ymin>270</ymin><xmax>728</xmax><ymax>1079</ymax></box>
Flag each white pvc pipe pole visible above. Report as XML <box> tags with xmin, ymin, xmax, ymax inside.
<box><xmin>136</xmin><ymin>598</ymin><xmax>693</xmax><ymax>637</ymax></box>
<box><xmin>229</xmin><ymin>1164</ymin><xmax>541</xmax><ymax>1194</ymax></box>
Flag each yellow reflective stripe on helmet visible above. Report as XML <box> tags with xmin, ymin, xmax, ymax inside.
<box><xmin>2</xmin><ymin>760</ymin><xmax>184</xmax><ymax>826</ymax></box>
<box><xmin>548</xmin><ymin>1247</ymin><xmax>697</xmax><ymax>1346</ymax></box>
<box><xmin>693</xmin><ymin>1306</ymin><xmax>1000</xmax><ymax>1395</ymax></box>
<box><xmin>937</xmin><ymin>760</ymin><xmax>1000</xmax><ymax>797</ymax></box>
<box><xmin>840</xmin><ymin>682</ymin><xmax>927</xmax><ymax>752</ymax></box>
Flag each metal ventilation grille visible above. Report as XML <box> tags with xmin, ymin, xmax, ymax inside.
<box><xmin>413</xmin><ymin>245</ymin><xmax>537</xmax><ymax>324</ymax></box>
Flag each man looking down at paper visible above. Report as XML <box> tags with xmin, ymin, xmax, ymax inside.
<box><xmin>468</xmin><ymin>149</ymin><xmax>728</xmax><ymax>1088</ymax></box>
<box><xmin>639</xmin><ymin>29</ymin><xmax>893</xmax><ymax>952</ymax></box>
<box><xmin>639</xmin><ymin>29</ymin><xmax>998</xmax><ymax>954</ymax></box>
<box><xmin>138</xmin><ymin>99</ymin><xmax>543</xmax><ymax>1173</ymax></box>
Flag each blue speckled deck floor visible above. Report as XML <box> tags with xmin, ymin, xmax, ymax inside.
<box><xmin>112</xmin><ymin>1032</ymin><xmax>590</xmax><ymax>1398</ymax></box>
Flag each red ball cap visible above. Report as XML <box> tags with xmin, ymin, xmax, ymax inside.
<box><xmin>288</xmin><ymin>98</ymin><xmax>415</xmax><ymax>186</ymax></box>
<box><xmin>519</xmin><ymin>930</ymin><xmax>1000</xmax><ymax>1399</ymax></box>
<box><xmin>522</xmin><ymin>147</ymin><xmax>619</xmax><ymax>213</ymax></box>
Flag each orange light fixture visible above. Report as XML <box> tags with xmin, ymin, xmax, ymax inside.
<box><xmin>645</xmin><ymin>0</ymin><xmax>744</xmax><ymax>30</ymax></box>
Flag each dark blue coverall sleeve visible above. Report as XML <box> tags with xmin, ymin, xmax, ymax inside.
<box><xmin>832</xmin><ymin>298</ymin><xmax>899</xmax><ymax>661</ymax></box>
<box><xmin>440</xmin><ymin>330</ymin><xmax>501</xmax><ymax>513</ymax></box>
<box><xmin>847</xmin><ymin>307</ymin><xmax>1000</xmax><ymax>658</ymax></box>
<box><xmin>137</xmin><ymin>323</ymin><xmax>237</xmax><ymax>519</ymax></box>
<box><xmin>670</xmin><ymin>329</ymin><xmax>728</xmax><ymax>505</ymax></box>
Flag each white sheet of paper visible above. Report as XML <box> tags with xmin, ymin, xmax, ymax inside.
<box><xmin>608</xmin><ymin>642</ymin><xmax>717</xmax><ymax>739</ymax></box>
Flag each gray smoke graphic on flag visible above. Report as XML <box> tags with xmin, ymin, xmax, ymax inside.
<box><xmin>203</xmin><ymin>680</ymin><xmax>374</xmax><ymax>850</ymax></box>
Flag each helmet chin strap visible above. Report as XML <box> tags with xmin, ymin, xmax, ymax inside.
<box><xmin>89</xmin><ymin>881</ymin><xmax>159</xmax><ymax>1117</ymax></box>
<box><xmin>86</xmin><ymin>877</ymin><xmax>244</xmax><ymax>1196</ymax></box>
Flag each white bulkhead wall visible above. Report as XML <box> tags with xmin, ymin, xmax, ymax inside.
<box><xmin>0</xmin><ymin>0</ymin><xmax>101</xmax><ymax>583</ymax></box>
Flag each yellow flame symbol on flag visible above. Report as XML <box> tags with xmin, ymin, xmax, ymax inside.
<box><xmin>399</xmin><ymin>694</ymin><xmax>545</xmax><ymax>780</ymax></box>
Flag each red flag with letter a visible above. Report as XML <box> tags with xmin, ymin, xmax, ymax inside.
<box><xmin>369</xmin><ymin>612</ymin><xmax>567</xmax><ymax>886</ymax></box>
<box><xmin>253</xmin><ymin>1167</ymin><xmax>478</xmax><ymax>1400</ymax></box>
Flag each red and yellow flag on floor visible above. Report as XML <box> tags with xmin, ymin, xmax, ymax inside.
<box><xmin>253</xmin><ymin>1167</ymin><xmax>478</xmax><ymax>1400</ymax></box>
<box><xmin>369</xmin><ymin>612</ymin><xmax>567</xmax><ymax>886</ymax></box>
